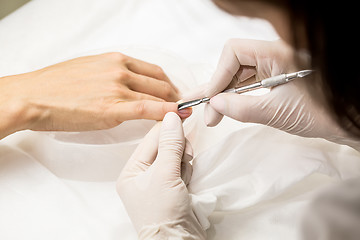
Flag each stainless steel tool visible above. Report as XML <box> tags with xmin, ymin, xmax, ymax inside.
<box><xmin>177</xmin><ymin>70</ymin><xmax>313</xmax><ymax>110</ymax></box>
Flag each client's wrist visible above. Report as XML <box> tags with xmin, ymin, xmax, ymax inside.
<box><xmin>0</xmin><ymin>74</ymin><xmax>42</xmax><ymax>139</ymax></box>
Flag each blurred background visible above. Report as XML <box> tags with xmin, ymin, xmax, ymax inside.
<box><xmin>0</xmin><ymin>0</ymin><xmax>30</xmax><ymax>19</ymax></box>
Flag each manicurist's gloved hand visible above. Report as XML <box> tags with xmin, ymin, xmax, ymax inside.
<box><xmin>188</xmin><ymin>39</ymin><xmax>344</xmax><ymax>140</ymax></box>
<box><xmin>117</xmin><ymin>112</ymin><xmax>206</xmax><ymax>240</ymax></box>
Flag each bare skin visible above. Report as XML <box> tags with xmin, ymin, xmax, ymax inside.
<box><xmin>0</xmin><ymin>52</ymin><xmax>192</xmax><ymax>139</ymax></box>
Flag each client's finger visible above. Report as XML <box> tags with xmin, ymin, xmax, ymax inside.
<box><xmin>125</xmin><ymin>57</ymin><xmax>179</xmax><ymax>93</ymax></box>
<box><xmin>126</xmin><ymin>90</ymin><xmax>165</xmax><ymax>102</ymax></box>
<box><xmin>113</xmin><ymin>100</ymin><xmax>192</xmax><ymax>122</ymax></box>
<box><xmin>127</xmin><ymin>72</ymin><xmax>179</xmax><ymax>102</ymax></box>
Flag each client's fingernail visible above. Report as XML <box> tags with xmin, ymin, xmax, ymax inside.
<box><xmin>177</xmin><ymin>107</ymin><xmax>192</xmax><ymax>118</ymax></box>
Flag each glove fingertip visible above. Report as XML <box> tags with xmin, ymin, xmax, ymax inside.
<box><xmin>204</xmin><ymin>104</ymin><xmax>223</xmax><ymax>127</ymax></box>
<box><xmin>209</xmin><ymin>95</ymin><xmax>226</xmax><ymax>113</ymax></box>
<box><xmin>162</xmin><ymin>112</ymin><xmax>182</xmax><ymax>131</ymax></box>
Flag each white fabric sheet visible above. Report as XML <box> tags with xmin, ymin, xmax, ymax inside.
<box><xmin>1</xmin><ymin>0</ymin><xmax>360</xmax><ymax>239</ymax></box>
<box><xmin>189</xmin><ymin>126</ymin><xmax>360</xmax><ymax>239</ymax></box>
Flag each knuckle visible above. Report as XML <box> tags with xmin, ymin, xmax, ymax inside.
<box><xmin>160</xmin><ymin>102</ymin><xmax>173</xmax><ymax>117</ymax></box>
<box><xmin>161</xmin><ymin>102</ymin><xmax>169</xmax><ymax>113</ymax></box>
<box><xmin>106</xmin><ymin>52</ymin><xmax>127</xmax><ymax>62</ymax></box>
<box><xmin>153</xmin><ymin>65</ymin><xmax>167</xmax><ymax>79</ymax></box>
<box><xmin>113</xmin><ymin>70</ymin><xmax>130</xmax><ymax>83</ymax></box>
<box><xmin>161</xmin><ymin>82</ymin><xmax>174</xmax><ymax>98</ymax></box>
<box><xmin>117</xmin><ymin>87</ymin><xmax>131</xmax><ymax>99</ymax></box>
<box><xmin>134</xmin><ymin>100</ymin><xmax>148</xmax><ymax>116</ymax></box>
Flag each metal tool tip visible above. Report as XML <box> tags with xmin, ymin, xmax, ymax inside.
<box><xmin>177</xmin><ymin>103</ymin><xmax>191</xmax><ymax>111</ymax></box>
<box><xmin>177</xmin><ymin>97</ymin><xmax>210</xmax><ymax>110</ymax></box>
<box><xmin>178</xmin><ymin>99</ymin><xmax>200</xmax><ymax>110</ymax></box>
<box><xmin>297</xmin><ymin>70</ymin><xmax>314</xmax><ymax>78</ymax></box>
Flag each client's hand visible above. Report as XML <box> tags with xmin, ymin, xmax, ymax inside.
<box><xmin>187</xmin><ymin>39</ymin><xmax>343</xmax><ymax>139</ymax></box>
<box><xmin>0</xmin><ymin>53</ymin><xmax>191</xmax><ymax>138</ymax></box>
<box><xmin>117</xmin><ymin>112</ymin><xmax>205</xmax><ymax>240</ymax></box>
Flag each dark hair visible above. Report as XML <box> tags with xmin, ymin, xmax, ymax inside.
<box><xmin>288</xmin><ymin>1</ymin><xmax>360</xmax><ymax>137</ymax></box>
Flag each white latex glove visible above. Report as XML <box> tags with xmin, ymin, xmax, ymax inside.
<box><xmin>117</xmin><ymin>112</ymin><xmax>206</xmax><ymax>240</ymax></box>
<box><xmin>188</xmin><ymin>39</ymin><xmax>344</xmax><ymax>139</ymax></box>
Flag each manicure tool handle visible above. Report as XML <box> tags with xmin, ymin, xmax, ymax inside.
<box><xmin>260</xmin><ymin>73</ymin><xmax>288</xmax><ymax>88</ymax></box>
<box><xmin>224</xmin><ymin>73</ymin><xmax>288</xmax><ymax>94</ymax></box>
<box><xmin>178</xmin><ymin>70</ymin><xmax>312</xmax><ymax>110</ymax></box>
<box><xmin>223</xmin><ymin>82</ymin><xmax>262</xmax><ymax>94</ymax></box>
